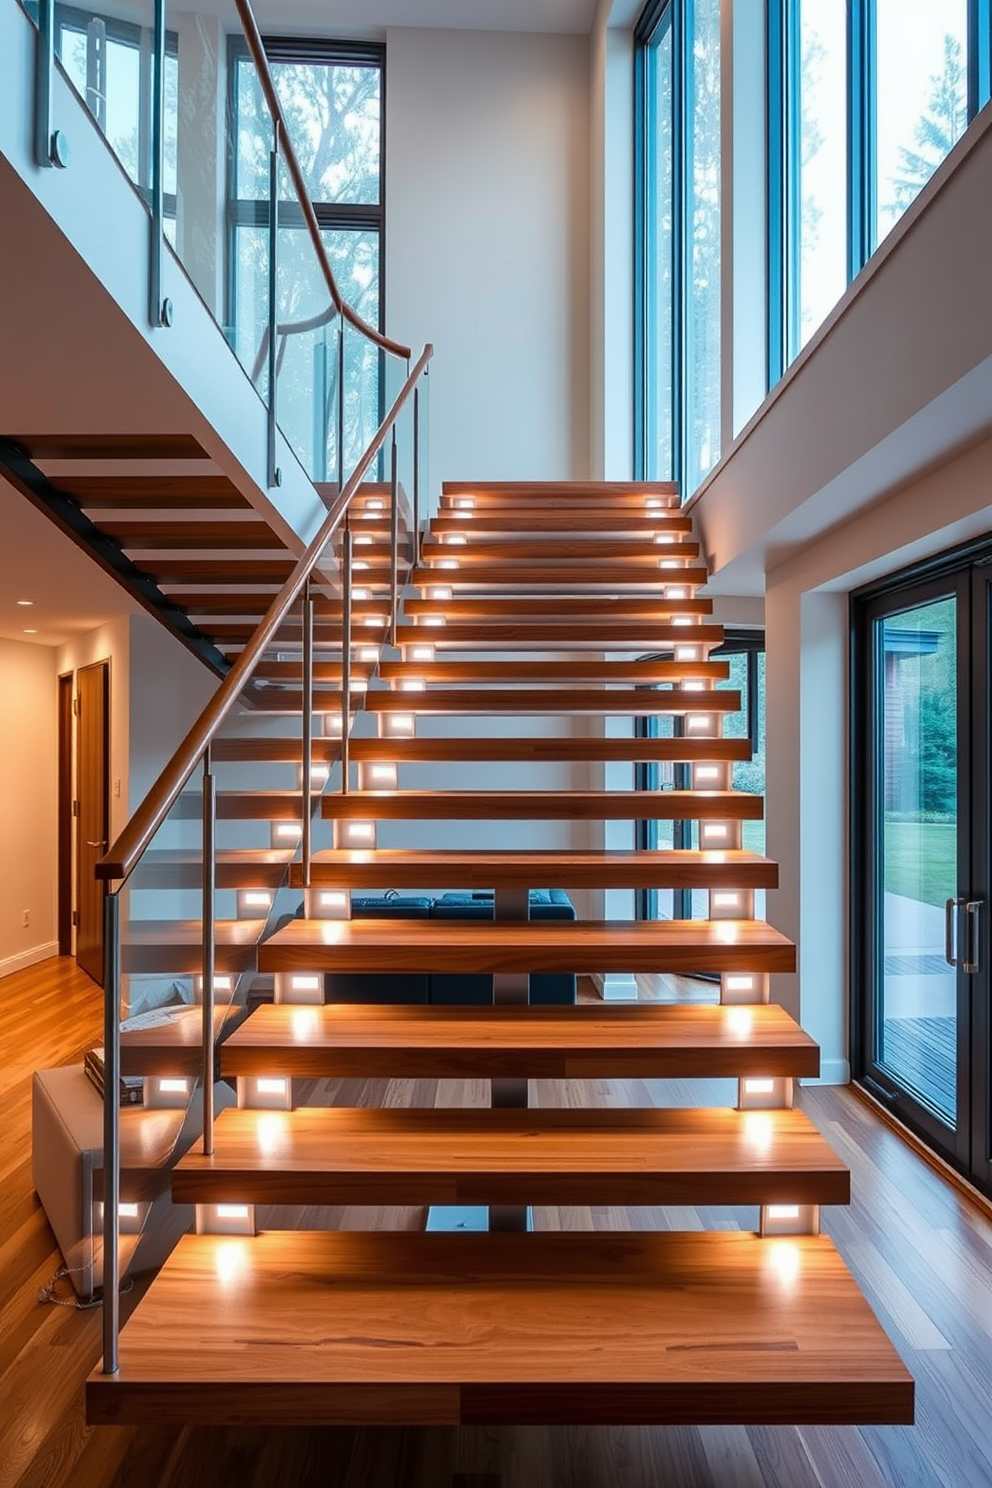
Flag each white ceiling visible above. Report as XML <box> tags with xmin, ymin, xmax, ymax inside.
<box><xmin>0</xmin><ymin>479</ymin><xmax>142</xmax><ymax>649</ymax></box>
<box><xmin>245</xmin><ymin>0</ymin><xmax>599</xmax><ymax>35</ymax></box>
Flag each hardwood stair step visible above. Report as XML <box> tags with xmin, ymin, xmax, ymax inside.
<box><xmin>121</xmin><ymin>919</ymin><xmax>265</xmax><ymax>975</ymax></box>
<box><xmin>317</xmin><ymin>789</ymin><xmax>762</xmax><ymax>821</ymax></box>
<box><xmin>210</xmin><ymin>735</ymin><xmax>752</xmax><ymax>766</ymax></box>
<box><xmin>146</xmin><ymin>559</ymin><xmax>296</xmax><ymax>585</ymax></box>
<box><xmin>170</xmin><ymin>1106</ymin><xmax>850</xmax><ymax>1209</ymax></box>
<box><xmin>257</xmin><ymin>917</ymin><xmax>794</xmax><ymax>977</ymax></box>
<box><xmin>419</xmin><ymin>540</ymin><xmax>702</xmax><ymax>562</ymax></box>
<box><xmin>394</xmin><ymin>622</ymin><xmax>724</xmax><ymax>648</ymax></box>
<box><xmin>409</xmin><ymin>564</ymin><xmax>707</xmax><ymax>589</ymax></box>
<box><xmin>250</xmin><ymin>688</ymin><xmax>741</xmax><ymax>716</ymax></box>
<box><xmin>378</xmin><ymin>659</ymin><xmax>730</xmax><ymax>683</ymax></box>
<box><xmin>15</xmin><ymin>432</ymin><xmax>207</xmax><ymax>460</ymax></box>
<box><xmin>403</xmin><ymin>595</ymin><xmax>713</xmax><ymax>617</ymax></box>
<box><xmin>64</xmin><ymin>475</ymin><xmax>251</xmax><ymax>509</ymax></box>
<box><xmin>85</xmin><ymin>1230</ymin><xmax>913</xmax><ymax>1427</ymax></box>
<box><xmin>292</xmin><ymin>848</ymin><xmax>777</xmax><ymax>892</ymax></box>
<box><xmin>98</xmin><ymin>520</ymin><xmax>284</xmax><ymax>550</ymax></box>
<box><xmin>120</xmin><ymin>1006</ymin><xmax>248</xmax><ymax>1078</ymax></box>
<box><xmin>131</xmin><ymin>849</ymin><xmax>295</xmax><ymax>890</ymax></box>
<box><xmin>442</xmin><ymin>478</ymin><xmax>680</xmax><ymax>501</ymax></box>
<box><xmin>221</xmin><ymin>1003</ymin><xmax>818</xmax><ymax>1081</ymax></box>
<box><xmin>430</xmin><ymin>511</ymin><xmax>694</xmax><ymax>534</ymax></box>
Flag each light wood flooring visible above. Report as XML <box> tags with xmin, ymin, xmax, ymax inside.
<box><xmin>4</xmin><ymin>956</ymin><xmax>992</xmax><ymax>1488</ymax></box>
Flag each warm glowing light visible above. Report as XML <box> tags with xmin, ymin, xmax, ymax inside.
<box><xmin>15</xmin><ymin>599</ymin><xmax>33</xmax><ymax>606</ymax></box>
<box><xmin>422</xmin><ymin>615</ymin><xmax>446</xmax><ymax>627</ymax></box>
<box><xmin>291</xmin><ymin>1007</ymin><xmax>320</xmax><ymax>1038</ymax></box>
<box><xmin>384</xmin><ymin>713</ymin><xmax>416</xmax><ymax>737</ymax></box>
<box><xmin>653</xmin><ymin>533</ymin><xmax>677</xmax><ymax>545</ymax></box>
<box><xmin>292</xmin><ymin>975</ymin><xmax>321</xmax><ymax>993</ymax></box>
<box><xmin>712</xmin><ymin>892</ymin><xmax>741</xmax><ymax>909</ymax></box>
<box><xmin>666</xmin><ymin>586</ymin><xmax>688</xmax><ymax>600</ymax></box>
<box><xmin>683</xmin><ymin>680</ymin><xmax>705</xmax><ymax>691</ymax></box>
<box><xmin>727</xmin><ymin>1007</ymin><xmax>754</xmax><ymax>1037</ymax></box>
<box><xmin>242</xmin><ymin>891</ymin><xmax>273</xmax><ymax>909</ymax></box>
<box><xmin>658</xmin><ymin>558</ymin><xmax>681</xmax><ymax>570</ymax></box>
<box><xmin>159</xmin><ymin>1078</ymin><xmax>188</xmax><ymax>1095</ymax></box>
<box><xmin>445</xmin><ymin>533</ymin><xmax>468</xmax><ymax>546</ymax></box>
<box><xmin>366</xmin><ymin>763</ymin><xmax>398</xmax><ymax>786</ymax></box>
<box><xmin>257</xmin><ymin>1078</ymin><xmax>288</xmax><ymax>1097</ymax></box>
<box><xmin>352</xmin><ymin>587</ymin><xmax>371</xmax><ymax>601</ymax></box>
<box><xmin>215</xmin><ymin>1240</ymin><xmax>249</xmax><ymax>1287</ymax></box>
<box><xmin>273</xmin><ymin>822</ymin><xmax>303</xmax><ymax>843</ymax></box>
<box><xmin>455</xmin><ymin>497</ymin><xmax>476</xmax><ymax>509</ymax></box>
<box><xmin>701</xmin><ymin>823</ymin><xmax>729</xmax><ymax>842</ymax></box>
<box><xmin>353</xmin><ymin>560</ymin><xmax>370</xmax><ymax>571</ymax></box>
<box><xmin>769</xmin><ymin>1242</ymin><xmax>801</xmax><ymax>1284</ymax></box>
<box><xmin>745</xmin><ymin>1078</ymin><xmax>775</xmax><ymax>1096</ymax></box>
<box><xmin>742</xmin><ymin>1111</ymin><xmax>773</xmax><ymax>1151</ymax></box>
<box><xmin>357</xmin><ymin>646</ymin><xmax>379</xmax><ymax>662</ymax></box>
<box><xmin>714</xmin><ymin>921</ymin><xmax>740</xmax><ymax>943</ymax></box>
<box><xmin>400</xmin><ymin>679</ymin><xmax>426</xmax><ymax>692</ymax></box>
<box><xmin>429</xmin><ymin>586</ymin><xmax>453</xmax><ymax>601</ymax></box>
<box><xmin>695</xmin><ymin>765</ymin><xmax>720</xmax><ymax>781</ymax></box>
<box><xmin>725</xmin><ymin>974</ymin><xmax>755</xmax><ymax>994</ymax></box>
<box><xmin>675</xmin><ymin>644</ymin><xmax>701</xmax><ymax>661</ymax></box>
<box><xmin>768</xmin><ymin>1205</ymin><xmax>800</xmax><ymax>1221</ymax></box>
<box><xmin>257</xmin><ymin>1113</ymin><xmax>288</xmax><ymax>1156</ymax></box>
<box><xmin>644</xmin><ymin>496</ymin><xmax>665</xmax><ymax>509</ymax></box>
<box><xmin>22</xmin><ymin>628</ymin><xmax>38</xmax><ymax>635</ymax></box>
<box><xmin>343</xmin><ymin>821</ymin><xmax>376</xmax><ymax>842</ymax></box>
<box><xmin>437</xmin><ymin>559</ymin><xmax>460</xmax><ymax>570</ymax></box>
<box><xmin>362</xmin><ymin>616</ymin><xmax>382</xmax><ymax>627</ymax></box>
<box><xmin>319</xmin><ymin>890</ymin><xmax>349</xmax><ymax>911</ymax></box>
<box><xmin>408</xmin><ymin>644</ymin><xmax>435</xmax><ymax>662</ymax></box>
<box><xmin>119</xmin><ymin>1202</ymin><xmax>140</xmax><ymax>1219</ymax></box>
<box><xmin>354</xmin><ymin>535</ymin><xmax>374</xmax><ymax>546</ymax></box>
<box><xmin>672</xmin><ymin>617</ymin><xmax>692</xmax><ymax>627</ymax></box>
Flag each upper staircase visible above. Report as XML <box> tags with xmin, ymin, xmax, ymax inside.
<box><xmin>86</xmin><ymin>480</ymin><xmax>913</xmax><ymax>1428</ymax></box>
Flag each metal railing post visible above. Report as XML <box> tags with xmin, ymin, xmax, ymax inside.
<box><xmin>301</xmin><ymin>582</ymin><xmax>314</xmax><ymax>882</ymax></box>
<box><xmin>390</xmin><ymin>432</ymin><xmax>399</xmax><ymax>647</ymax></box>
<box><xmin>101</xmin><ymin>892</ymin><xmax>121</xmax><ymax>1373</ymax></box>
<box><xmin>413</xmin><ymin>385</ymin><xmax>420</xmax><ymax>568</ymax></box>
<box><xmin>341</xmin><ymin>528</ymin><xmax>353</xmax><ymax>795</ymax></box>
<box><xmin>35</xmin><ymin>0</ymin><xmax>69</xmax><ymax>168</ymax></box>
<box><xmin>148</xmin><ymin>0</ymin><xmax>171</xmax><ymax>329</ymax></box>
<box><xmin>337</xmin><ymin>319</ymin><xmax>346</xmax><ymax>492</ymax></box>
<box><xmin>267</xmin><ymin>121</ymin><xmax>282</xmax><ymax>489</ymax></box>
<box><xmin>201</xmin><ymin>749</ymin><xmax>216</xmax><ymax>1155</ymax></box>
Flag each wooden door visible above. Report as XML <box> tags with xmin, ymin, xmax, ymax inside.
<box><xmin>57</xmin><ymin>673</ymin><xmax>73</xmax><ymax>956</ymax></box>
<box><xmin>76</xmin><ymin>661</ymin><xmax>109</xmax><ymax>985</ymax></box>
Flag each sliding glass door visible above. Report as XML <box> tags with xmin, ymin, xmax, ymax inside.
<box><xmin>854</xmin><ymin>557</ymin><xmax>992</xmax><ymax>1192</ymax></box>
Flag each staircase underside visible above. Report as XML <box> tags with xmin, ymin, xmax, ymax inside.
<box><xmin>86</xmin><ymin>1230</ymin><xmax>913</xmax><ymax>1427</ymax></box>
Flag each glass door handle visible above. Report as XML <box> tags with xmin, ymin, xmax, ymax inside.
<box><xmin>964</xmin><ymin>900</ymin><xmax>983</xmax><ymax>975</ymax></box>
<box><xmin>946</xmin><ymin>898</ymin><xmax>964</xmax><ymax>967</ymax></box>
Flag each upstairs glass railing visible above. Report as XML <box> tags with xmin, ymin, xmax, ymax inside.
<box><xmin>96</xmin><ymin>342</ymin><xmax>430</xmax><ymax>1372</ymax></box>
<box><xmin>21</xmin><ymin>0</ymin><xmax>408</xmax><ymax>493</ymax></box>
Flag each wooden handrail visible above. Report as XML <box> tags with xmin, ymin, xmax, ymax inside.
<box><xmin>234</xmin><ymin>0</ymin><xmax>410</xmax><ymax>363</ymax></box>
<box><xmin>98</xmin><ymin>344</ymin><xmax>433</xmax><ymax>883</ymax></box>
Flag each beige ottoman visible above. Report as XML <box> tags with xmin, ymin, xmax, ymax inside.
<box><xmin>32</xmin><ymin>1066</ymin><xmax>233</xmax><ymax>1300</ymax></box>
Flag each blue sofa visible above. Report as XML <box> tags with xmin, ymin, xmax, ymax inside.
<box><xmin>323</xmin><ymin>889</ymin><xmax>577</xmax><ymax>1005</ymax></box>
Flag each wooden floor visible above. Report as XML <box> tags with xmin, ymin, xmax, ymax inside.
<box><xmin>6</xmin><ymin>956</ymin><xmax>992</xmax><ymax>1487</ymax></box>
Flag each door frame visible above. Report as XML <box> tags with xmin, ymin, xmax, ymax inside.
<box><xmin>852</xmin><ymin>536</ymin><xmax>992</xmax><ymax>1193</ymax></box>
<box><xmin>74</xmin><ymin>659</ymin><xmax>110</xmax><ymax>987</ymax></box>
<box><xmin>57</xmin><ymin>671</ymin><xmax>74</xmax><ymax>957</ymax></box>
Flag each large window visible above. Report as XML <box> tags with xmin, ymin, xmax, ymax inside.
<box><xmin>635</xmin><ymin>0</ymin><xmax>721</xmax><ymax>494</ymax></box>
<box><xmin>228</xmin><ymin>38</ymin><xmax>384</xmax><ymax>478</ymax></box>
<box><xmin>769</xmin><ymin>0</ymin><xmax>982</xmax><ymax>377</ymax></box>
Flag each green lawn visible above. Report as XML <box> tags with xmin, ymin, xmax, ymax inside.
<box><xmin>883</xmin><ymin>819</ymin><xmax>956</xmax><ymax>907</ymax></box>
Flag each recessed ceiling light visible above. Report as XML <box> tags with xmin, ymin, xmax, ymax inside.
<box><xmin>23</xmin><ymin>628</ymin><xmax>38</xmax><ymax>635</ymax></box>
<box><xmin>16</xmin><ymin>599</ymin><xmax>34</xmax><ymax>607</ymax></box>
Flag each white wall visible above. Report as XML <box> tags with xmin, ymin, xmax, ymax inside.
<box><xmin>0</xmin><ymin>640</ymin><xmax>57</xmax><ymax>975</ymax></box>
<box><xmin>386</xmin><ymin>26</ymin><xmax>591</xmax><ymax>497</ymax></box>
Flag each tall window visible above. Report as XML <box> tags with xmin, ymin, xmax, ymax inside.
<box><xmin>769</xmin><ymin>0</ymin><xmax>983</xmax><ymax>377</ymax></box>
<box><xmin>635</xmin><ymin>0</ymin><xmax>721</xmax><ymax>495</ymax></box>
<box><xmin>228</xmin><ymin>38</ymin><xmax>384</xmax><ymax>477</ymax></box>
<box><xmin>54</xmin><ymin>4</ymin><xmax>178</xmax><ymax>235</ymax></box>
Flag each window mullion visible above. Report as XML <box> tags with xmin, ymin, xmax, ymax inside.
<box><xmin>848</xmin><ymin>0</ymin><xmax>875</xmax><ymax>278</ymax></box>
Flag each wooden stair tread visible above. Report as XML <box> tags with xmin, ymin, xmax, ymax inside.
<box><xmin>408</xmin><ymin>565</ymin><xmax>706</xmax><ymax>589</ymax></box>
<box><xmin>98</xmin><ymin>520</ymin><xmax>283</xmax><ymax>550</ymax></box>
<box><xmin>221</xmin><ymin>1003</ymin><xmax>817</xmax><ymax>1080</ymax></box>
<box><xmin>257</xmin><ymin>917</ymin><xmax>795</xmax><ymax>976</ymax></box>
<box><xmin>419</xmin><ymin>540</ymin><xmax>702</xmax><ymax>561</ymax></box>
<box><xmin>63</xmin><ymin>475</ymin><xmax>251</xmax><ymax>508</ymax></box>
<box><xmin>404</xmin><ymin>596</ymin><xmax>713</xmax><ymax>617</ymax></box>
<box><xmin>121</xmin><ymin>919</ymin><xmax>264</xmax><ymax>975</ymax></box>
<box><xmin>394</xmin><ymin>623</ymin><xmax>724</xmax><ymax>647</ymax></box>
<box><xmin>210</xmin><ymin>736</ymin><xmax>752</xmax><ymax>765</ymax></box>
<box><xmin>171</xmin><ymin>1106</ymin><xmax>849</xmax><ymax>1207</ymax></box>
<box><xmin>442</xmin><ymin>478</ymin><xmax>680</xmax><ymax>498</ymax></box>
<box><xmin>132</xmin><ymin>848</ymin><xmax>295</xmax><ymax>889</ymax></box>
<box><xmin>292</xmin><ymin>848</ymin><xmax>777</xmax><ymax>890</ymax></box>
<box><xmin>430</xmin><ymin>512</ymin><xmax>694</xmax><ymax>534</ymax></box>
<box><xmin>84</xmin><ymin>1230</ymin><xmax>912</xmax><ymax>1427</ymax></box>
<box><xmin>378</xmin><ymin>659</ymin><xmax>731</xmax><ymax>682</ymax></box>
<box><xmin>253</xmin><ymin>688</ymin><xmax>741</xmax><ymax>716</ymax></box>
<box><xmin>317</xmin><ymin>789</ymin><xmax>763</xmax><ymax>821</ymax></box>
<box><xmin>120</xmin><ymin>1006</ymin><xmax>247</xmax><ymax>1077</ymax></box>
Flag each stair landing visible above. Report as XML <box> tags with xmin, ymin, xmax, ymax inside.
<box><xmin>85</xmin><ymin>1229</ymin><xmax>913</xmax><ymax>1427</ymax></box>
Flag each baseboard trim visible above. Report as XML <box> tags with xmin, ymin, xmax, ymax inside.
<box><xmin>593</xmin><ymin>972</ymin><xmax>639</xmax><ymax>1001</ymax></box>
<box><xmin>801</xmin><ymin>1056</ymin><xmax>850</xmax><ymax>1087</ymax></box>
<box><xmin>852</xmin><ymin>1082</ymin><xmax>992</xmax><ymax>1223</ymax></box>
<box><xmin>0</xmin><ymin>942</ymin><xmax>59</xmax><ymax>980</ymax></box>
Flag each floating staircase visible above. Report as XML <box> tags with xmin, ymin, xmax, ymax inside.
<box><xmin>86</xmin><ymin>480</ymin><xmax>913</xmax><ymax>1428</ymax></box>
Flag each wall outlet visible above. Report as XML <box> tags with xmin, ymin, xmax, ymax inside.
<box><xmin>22</xmin><ymin>910</ymin><xmax>29</xmax><ymax>928</ymax></box>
